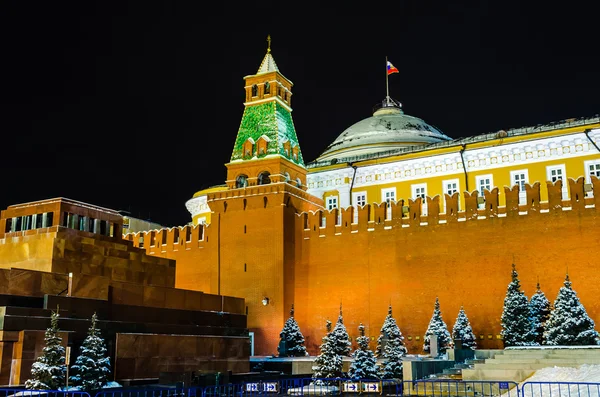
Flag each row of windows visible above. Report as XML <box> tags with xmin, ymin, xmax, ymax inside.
<box><xmin>324</xmin><ymin>161</ymin><xmax>600</xmax><ymax>215</ymax></box>
<box><xmin>4</xmin><ymin>211</ymin><xmax>117</xmax><ymax>238</ymax></box>
<box><xmin>62</xmin><ymin>212</ymin><xmax>116</xmax><ymax>237</ymax></box>
<box><xmin>235</xmin><ymin>172</ymin><xmax>302</xmax><ymax>188</ymax></box>
<box><xmin>5</xmin><ymin>212</ymin><xmax>54</xmax><ymax>233</ymax></box>
<box><xmin>251</xmin><ymin>82</ymin><xmax>289</xmax><ymax>101</ymax></box>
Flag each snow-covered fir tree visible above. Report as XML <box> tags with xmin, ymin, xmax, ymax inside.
<box><xmin>25</xmin><ymin>307</ymin><xmax>66</xmax><ymax>390</ymax></box>
<box><xmin>278</xmin><ymin>304</ymin><xmax>307</xmax><ymax>357</ymax></box>
<box><xmin>69</xmin><ymin>312</ymin><xmax>111</xmax><ymax>392</ymax></box>
<box><xmin>544</xmin><ymin>274</ymin><xmax>600</xmax><ymax>346</ymax></box>
<box><xmin>452</xmin><ymin>306</ymin><xmax>477</xmax><ymax>350</ymax></box>
<box><xmin>312</xmin><ymin>320</ymin><xmax>343</xmax><ymax>384</ymax></box>
<box><xmin>348</xmin><ymin>323</ymin><xmax>379</xmax><ymax>380</ymax></box>
<box><xmin>500</xmin><ymin>263</ymin><xmax>536</xmax><ymax>346</ymax></box>
<box><xmin>423</xmin><ymin>297</ymin><xmax>452</xmax><ymax>355</ymax></box>
<box><xmin>376</xmin><ymin>304</ymin><xmax>407</xmax><ymax>379</ymax></box>
<box><xmin>330</xmin><ymin>304</ymin><xmax>351</xmax><ymax>357</ymax></box>
<box><xmin>375</xmin><ymin>304</ymin><xmax>407</xmax><ymax>359</ymax></box>
<box><xmin>529</xmin><ymin>282</ymin><xmax>551</xmax><ymax>345</ymax></box>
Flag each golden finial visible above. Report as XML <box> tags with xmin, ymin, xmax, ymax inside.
<box><xmin>267</xmin><ymin>34</ymin><xmax>271</xmax><ymax>53</ymax></box>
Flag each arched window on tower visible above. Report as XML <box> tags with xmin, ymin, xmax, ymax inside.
<box><xmin>284</xmin><ymin>172</ymin><xmax>290</xmax><ymax>183</ymax></box>
<box><xmin>258</xmin><ymin>171</ymin><xmax>271</xmax><ymax>185</ymax></box>
<box><xmin>264</xmin><ymin>82</ymin><xmax>270</xmax><ymax>95</ymax></box>
<box><xmin>236</xmin><ymin>174</ymin><xmax>248</xmax><ymax>188</ymax></box>
<box><xmin>252</xmin><ymin>84</ymin><xmax>258</xmax><ymax>97</ymax></box>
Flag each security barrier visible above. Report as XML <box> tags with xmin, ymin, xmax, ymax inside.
<box><xmin>2</xmin><ymin>379</ymin><xmax>600</xmax><ymax>397</ymax></box>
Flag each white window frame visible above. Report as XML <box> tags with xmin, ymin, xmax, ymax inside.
<box><xmin>352</xmin><ymin>191</ymin><xmax>367</xmax><ymax>223</ymax></box>
<box><xmin>546</xmin><ymin>164</ymin><xmax>568</xmax><ymax>200</ymax></box>
<box><xmin>353</xmin><ymin>191</ymin><xmax>367</xmax><ymax>207</ymax></box>
<box><xmin>510</xmin><ymin>169</ymin><xmax>529</xmax><ymax>205</ymax></box>
<box><xmin>411</xmin><ymin>183</ymin><xmax>428</xmax><ymax>216</ymax></box>
<box><xmin>476</xmin><ymin>174</ymin><xmax>494</xmax><ymax>209</ymax></box>
<box><xmin>442</xmin><ymin>179</ymin><xmax>459</xmax><ymax>211</ymax></box>
<box><xmin>381</xmin><ymin>187</ymin><xmax>396</xmax><ymax>204</ymax></box>
<box><xmin>381</xmin><ymin>187</ymin><xmax>396</xmax><ymax>219</ymax></box>
<box><xmin>584</xmin><ymin>160</ymin><xmax>600</xmax><ymax>197</ymax></box>
<box><xmin>326</xmin><ymin>195</ymin><xmax>339</xmax><ymax>211</ymax></box>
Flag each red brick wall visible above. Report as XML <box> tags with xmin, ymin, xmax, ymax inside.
<box><xmin>132</xmin><ymin>178</ymin><xmax>600</xmax><ymax>356</ymax></box>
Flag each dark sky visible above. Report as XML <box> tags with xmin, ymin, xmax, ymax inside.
<box><xmin>2</xmin><ymin>3</ymin><xmax>599</xmax><ymax>227</ymax></box>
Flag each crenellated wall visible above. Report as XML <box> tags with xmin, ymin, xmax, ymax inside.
<box><xmin>128</xmin><ymin>176</ymin><xmax>600</xmax><ymax>355</ymax></box>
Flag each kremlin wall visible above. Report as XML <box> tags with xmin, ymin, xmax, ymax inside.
<box><xmin>126</xmin><ymin>176</ymin><xmax>600</xmax><ymax>356</ymax></box>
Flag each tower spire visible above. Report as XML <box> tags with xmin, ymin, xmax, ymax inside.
<box><xmin>267</xmin><ymin>34</ymin><xmax>271</xmax><ymax>53</ymax></box>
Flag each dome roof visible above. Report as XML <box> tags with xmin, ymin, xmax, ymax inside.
<box><xmin>315</xmin><ymin>99</ymin><xmax>451</xmax><ymax>162</ymax></box>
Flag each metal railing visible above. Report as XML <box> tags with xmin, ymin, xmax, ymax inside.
<box><xmin>3</xmin><ymin>379</ymin><xmax>600</xmax><ymax>397</ymax></box>
<box><xmin>0</xmin><ymin>390</ymin><xmax>91</xmax><ymax>397</ymax></box>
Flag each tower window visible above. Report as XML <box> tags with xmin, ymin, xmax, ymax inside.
<box><xmin>258</xmin><ymin>172</ymin><xmax>271</xmax><ymax>185</ymax></box>
<box><xmin>252</xmin><ymin>84</ymin><xmax>258</xmax><ymax>97</ymax></box>
<box><xmin>264</xmin><ymin>82</ymin><xmax>270</xmax><ymax>95</ymax></box>
<box><xmin>236</xmin><ymin>174</ymin><xmax>248</xmax><ymax>188</ymax></box>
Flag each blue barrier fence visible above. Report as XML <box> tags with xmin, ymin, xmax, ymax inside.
<box><xmin>2</xmin><ymin>379</ymin><xmax>600</xmax><ymax>397</ymax></box>
<box><xmin>0</xmin><ymin>390</ymin><xmax>91</xmax><ymax>397</ymax></box>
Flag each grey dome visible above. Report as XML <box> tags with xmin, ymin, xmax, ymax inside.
<box><xmin>316</xmin><ymin>100</ymin><xmax>451</xmax><ymax>162</ymax></box>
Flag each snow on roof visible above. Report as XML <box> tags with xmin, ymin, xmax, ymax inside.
<box><xmin>257</xmin><ymin>53</ymin><xmax>279</xmax><ymax>74</ymax></box>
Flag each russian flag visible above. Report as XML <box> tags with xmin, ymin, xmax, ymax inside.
<box><xmin>387</xmin><ymin>61</ymin><xmax>399</xmax><ymax>75</ymax></box>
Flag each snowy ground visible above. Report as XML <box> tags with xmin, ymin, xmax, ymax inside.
<box><xmin>513</xmin><ymin>364</ymin><xmax>600</xmax><ymax>396</ymax></box>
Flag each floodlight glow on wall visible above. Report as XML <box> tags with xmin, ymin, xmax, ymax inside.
<box><xmin>262</xmin><ymin>297</ymin><xmax>270</xmax><ymax>306</ymax></box>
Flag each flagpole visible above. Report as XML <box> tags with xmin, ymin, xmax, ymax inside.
<box><xmin>385</xmin><ymin>56</ymin><xmax>390</xmax><ymax>105</ymax></box>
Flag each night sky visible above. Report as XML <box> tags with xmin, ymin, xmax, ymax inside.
<box><xmin>2</xmin><ymin>3</ymin><xmax>599</xmax><ymax>227</ymax></box>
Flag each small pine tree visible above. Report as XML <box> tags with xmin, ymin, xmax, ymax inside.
<box><xmin>500</xmin><ymin>263</ymin><xmax>536</xmax><ymax>346</ymax></box>
<box><xmin>312</xmin><ymin>320</ymin><xmax>343</xmax><ymax>384</ymax></box>
<box><xmin>278</xmin><ymin>304</ymin><xmax>307</xmax><ymax>357</ymax></box>
<box><xmin>452</xmin><ymin>306</ymin><xmax>477</xmax><ymax>350</ymax></box>
<box><xmin>348</xmin><ymin>323</ymin><xmax>379</xmax><ymax>380</ymax></box>
<box><xmin>25</xmin><ymin>307</ymin><xmax>66</xmax><ymax>390</ymax></box>
<box><xmin>423</xmin><ymin>297</ymin><xmax>452</xmax><ymax>355</ymax></box>
<box><xmin>376</xmin><ymin>305</ymin><xmax>407</xmax><ymax>380</ymax></box>
<box><xmin>529</xmin><ymin>282</ymin><xmax>551</xmax><ymax>345</ymax></box>
<box><xmin>544</xmin><ymin>274</ymin><xmax>600</xmax><ymax>346</ymax></box>
<box><xmin>69</xmin><ymin>312</ymin><xmax>111</xmax><ymax>392</ymax></box>
<box><xmin>375</xmin><ymin>304</ymin><xmax>407</xmax><ymax>358</ymax></box>
<box><xmin>330</xmin><ymin>304</ymin><xmax>351</xmax><ymax>357</ymax></box>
